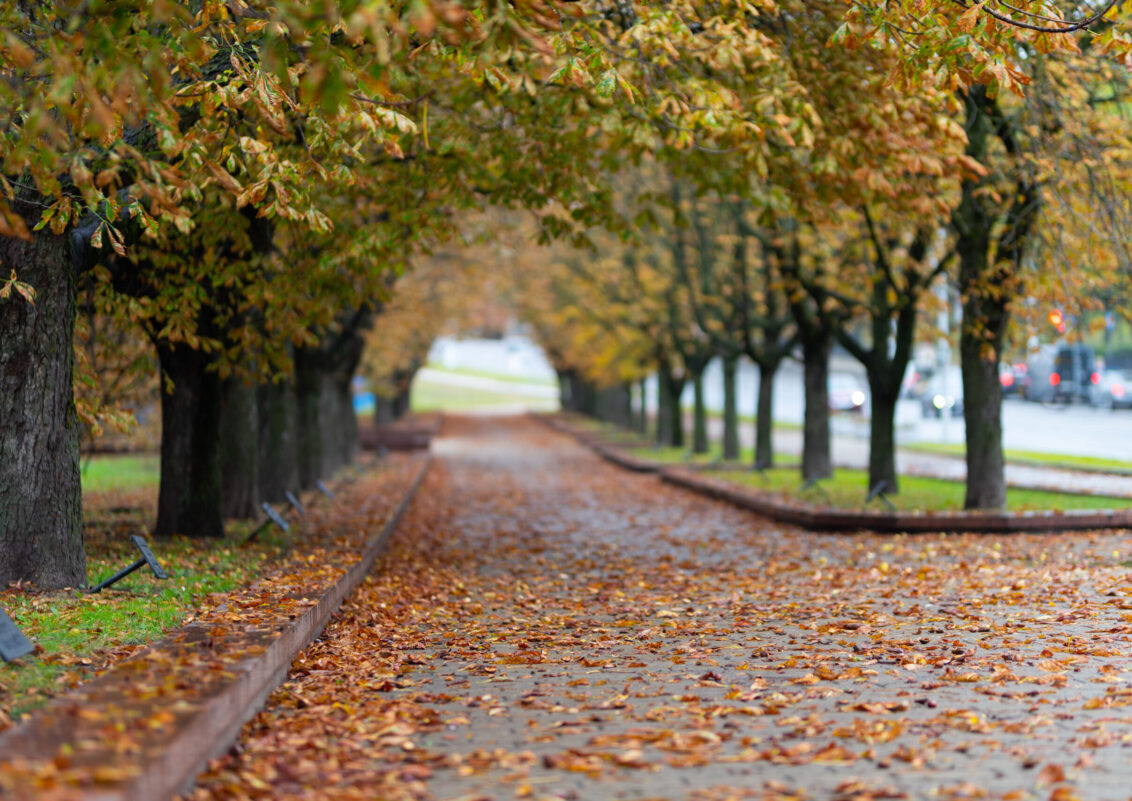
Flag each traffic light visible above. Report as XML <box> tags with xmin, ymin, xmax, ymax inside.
<box><xmin>1048</xmin><ymin>308</ymin><xmax>1063</xmax><ymax>327</ymax></box>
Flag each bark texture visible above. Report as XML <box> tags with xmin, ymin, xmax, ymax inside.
<box><xmin>155</xmin><ymin>342</ymin><xmax>224</xmax><ymax>538</ymax></box>
<box><xmin>955</xmin><ymin>86</ymin><xmax>1034</xmax><ymax>510</ymax></box>
<box><xmin>220</xmin><ymin>375</ymin><xmax>260</xmax><ymax>519</ymax></box>
<box><xmin>691</xmin><ymin>368</ymin><xmax>708</xmax><ymax>454</ymax></box>
<box><xmin>721</xmin><ymin>356</ymin><xmax>739</xmax><ymax>461</ymax></box>
<box><xmin>800</xmin><ymin>334</ymin><xmax>833</xmax><ymax>482</ymax></box>
<box><xmin>753</xmin><ymin>363</ymin><xmax>777</xmax><ymax>469</ymax></box>
<box><xmin>0</xmin><ymin>227</ymin><xmax>86</xmax><ymax>588</ymax></box>
<box><xmin>257</xmin><ymin>377</ymin><xmax>299</xmax><ymax>503</ymax></box>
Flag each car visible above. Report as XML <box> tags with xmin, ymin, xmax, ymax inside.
<box><xmin>1091</xmin><ymin>369</ymin><xmax>1132</xmax><ymax>409</ymax></box>
<box><xmin>829</xmin><ymin>371</ymin><xmax>868</xmax><ymax>413</ymax></box>
<box><xmin>921</xmin><ymin>365</ymin><xmax>964</xmax><ymax>418</ymax></box>
<box><xmin>999</xmin><ymin>362</ymin><xmax>1031</xmax><ymax>398</ymax></box>
<box><xmin>1026</xmin><ymin>344</ymin><xmax>1099</xmax><ymax>404</ymax></box>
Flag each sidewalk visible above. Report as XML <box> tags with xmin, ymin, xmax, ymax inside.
<box><xmin>187</xmin><ymin>415</ymin><xmax>1132</xmax><ymax>801</ymax></box>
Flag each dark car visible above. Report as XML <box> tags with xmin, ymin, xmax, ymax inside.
<box><xmin>1026</xmin><ymin>344</ymin><xmax>1098</xmax><ymax>404</ymax></box>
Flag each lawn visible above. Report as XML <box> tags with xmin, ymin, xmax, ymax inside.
<box><xmin>0</xmin><ymin>527</ymin><xmax>277</xmax><ymax>725</ymax></box>
<box><xmin>424</xmin><ymin>362</ymin><xmax>557</xmax><ymax>386</ymax></box>
<box><xmin>80</xmin><ymin>453</ymin><xmax>160</xmax><ymax>492</ymax></box>
<box><xmin>706</xmin><ymin>467</ymin><xmax>1132</xmax><ymax>512</ymax></box>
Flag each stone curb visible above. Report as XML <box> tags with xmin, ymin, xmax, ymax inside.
<box><xmin>539</xmin><ymin>414</ymin><xmax>1132</xmax><ymax>535</ymax></box>
<box><xmin>0</xmin><ymin>455</ymin><xmax>431</xmax><ymax>801</ymax></box>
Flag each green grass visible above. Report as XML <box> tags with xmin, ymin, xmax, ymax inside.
<box><xmin>904</xmin><ymin>442</ymin><xmax>1132</xmax><ymax>473</ymax></box>
<box><xmin>707</xmin><ymin>467</ymin><xmax>1132</xmax><ymax>513</ymax></box>
<box><xmin>79</xmin><ymin>453</ymin><xmax>160</xmax><ymax>492</ymax></box>
<box><xmin>424</xmin><ymin>363</ymin><xmax>557</xmax><ymax>387</ymax></box>
<box><xmin>0</xmin><ymin>530</ymin><xmax>277</xmax><ymax>723</ymax></box>
<box><xmin>626</xmin><ymin>444</ymin><xmax>757</xmax><ymax>464</ymax></box>
<box><xmin>411</xmin><ymin>374</ymin><xmax>558</xmax><ymax>412</ymax></box>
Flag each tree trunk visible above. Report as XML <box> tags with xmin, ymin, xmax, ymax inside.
<box><xmin>155</xmin><ymin>342</ymin><xmax>224</xmax><ymax>538</ymax></box>
<box><xmin>393</xmin><ymin>387</ymin><xmax>411</xmax><ymax>419</ymax></box>
<box><xmin>867</xmin><ymin>384</ymin><xmax>899</xmax><ymax>495</ymax></box>
<box><xmin>258</xmin><ymin>377</ymin><xmax>299</xmax><ymax>504</ymax></box>
<box><xmin>0</xmin><ymin>227</ymin><xmax>86</xmax><ymax>589</ymax></box>
<box><xmin>691</xmin><ymin>367</ymin><xmax>708</xmax><ymax>454</ymax></box>
<box><xmin>657</xmin><ymin>368</ymin><xmax>685</xmax><ymax>447</ymax></box>
<box><xmin>220</xmin><ymin>375</ymin><xmax>260</xmax><ymax>519</ymax></box>
<box><xmin>637</xmin><ymin>378</ymin><xmax>649</xmax><ymax>435</ymax></box>
<box><xmin>722</xmin><ymin>355</ymin><xmax>739</xmax><ymax>461</ymax></box>
<box><xmin>955</xmin><ymin>134</ymin><xmax>1007</xmax><ymax>509</ymax></box>
<box><xmin>801</xmin><ymin>333</ymin><xmax>833</xmax><ymax>482</ymax></box>
<box><xmin>375</xmin><ymin>395</ymin><xmax>396</xmax><ymax>424</ymax></box>
<box><xmin>332</xmin><ymin>375</ymin><xmax>358</xmax><ymax>468</ymax></box>
<box><xmin>294</xmin><ymin>348</ymin><xmax>324</xmax><ymax>490</ymax></box>
<box><xmin>753</xmin><ymin>363</ymin><xmax>776</xmax><ymax>469</ymax></box>
<box><xmin>318</xmin><ymin>373</ymin><xmax>342</xmax><ymax>478</ymax></box>
<box><xmin>558</xmin><ymin>369</ymin><xmax>577</xmax><ymax>412</ymax></box>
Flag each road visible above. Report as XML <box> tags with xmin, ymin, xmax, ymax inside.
<box><xmin>190</xmin><ymin>416</ymin><xmax>1132</xmax><ymax>801</ymax></box>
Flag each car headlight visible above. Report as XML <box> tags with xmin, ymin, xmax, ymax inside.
<box><xmin>851</xmin><ymin>390</ymin><xmax>865</xmax><ymax>406</ymax></box>
<box><xmin>933</xmin><ymin>394</ymin><xmax>946</xmax><ymax>409</ymax></box>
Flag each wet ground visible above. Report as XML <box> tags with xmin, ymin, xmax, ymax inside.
<box><xmin>189</xmin><ymin>416</ymin><xmax>1132</xmax><ymax>801</ymax></box>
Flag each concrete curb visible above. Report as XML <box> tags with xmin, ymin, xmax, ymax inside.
<box><xmin>539</xmin><ymin>414</ymin><xmax>1132</xmax><ymax>535</ymax></box>
<box><xmin>0</xmin><ymin>456</ymin><xmax>431</xmax><ymax>801</ymax></box>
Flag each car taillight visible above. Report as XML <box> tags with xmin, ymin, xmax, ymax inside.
<box><xmin>1015</xmin><ymin>363</ymin><xmax>1027</xmax><ymax>374</ymax></box>
<box><xmin>1091</xmin><ymin>372</ymin><xmax>1101</xmax><ymax>385</ymax></box>
<box><xmin>1115</xmin><ymin>384</ymin><xmax>1125</xmax><ymax>399</ymax></box>
<box><xmin>1050</xmin><ymin>373</ymin><xmax>1061</xmax><ymax>386</ymax></box>
<box><xmin>1001</xmin><ymin>373</ymin><xmax>1014</xmax><ymax>387</ymax></box>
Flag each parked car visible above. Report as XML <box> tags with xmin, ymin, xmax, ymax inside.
<box><xmin>1091</xmin><ymin>369</ymin><xmax>1132</xmax><ymax>409</ymax></box>
<box><xmin>1026</xmin><ymin>344</ymin><xmax>1099</xmax><ymax>403</ymax></box>
<box><xmin>829</xmin><ymin>371</ymin><xmax>868</xmax><ymax>413</ymax></box>
<box><xmin>921</xmin><ymin>365</ymin><xmax>964</xmax><ymax>418</ymax></box>
<box><xmin>999</xmin><ymin>361</ymin><xmax>1031</xmax><ymax>398</ymax></box>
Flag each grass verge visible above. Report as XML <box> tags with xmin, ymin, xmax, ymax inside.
<box><xmin>412</xmin><ymin>374</ymin><xmax>558</xmax><ymax>412</ymax></box>
<box><xmin>0</xmin><ymin>520</ymin><xmax>279</xmax><ymax>727</ymax></box>
<box><xmin>79</xmin><ymin>453</ymin><xmax>160</xmax><ymax>493</ymax></box>
<box><xmin>705</xmin><ymin>467</ymin><xmax>1132</xmax><ymax>513</ymax></box>
<box><xmin>424</xmin><ymin>363</ymin><xmax>557</xmax><ymax>386</ymax></box>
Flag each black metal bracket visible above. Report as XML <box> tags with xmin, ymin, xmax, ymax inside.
<box><xmin>801</xmin><ymin>475</ymin><xmax>831</xmax><ymax>502</ymax></box>
<box><xmin>90</xmin><ymin>535</ymin><xmax>169</xmax><ymax>593</ymax></box>
<box><xmin>866</xmin><ymin>480</ymin><xmax>897</xmax><ymax>511</ymax></box>
<box><xmin>284</xmin><ymin>490</ymin><xmax>306</xmax><ymax>517</ymax></box>
<box><xmin>246</xmin><ymin>501</ymin><xmax>291</xmax><ymax>542</ymax></box>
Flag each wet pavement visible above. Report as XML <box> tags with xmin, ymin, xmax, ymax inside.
<box><xmin>191</xmin><ymin>416</ymin><xmax>1132</xmax><ymax>801</ymax></box>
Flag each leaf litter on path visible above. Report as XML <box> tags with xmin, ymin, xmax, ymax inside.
<box><xmin>189</xmin><ymin>416</ymin><xmax>1132</xmax><ymax>801</ymax></box>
